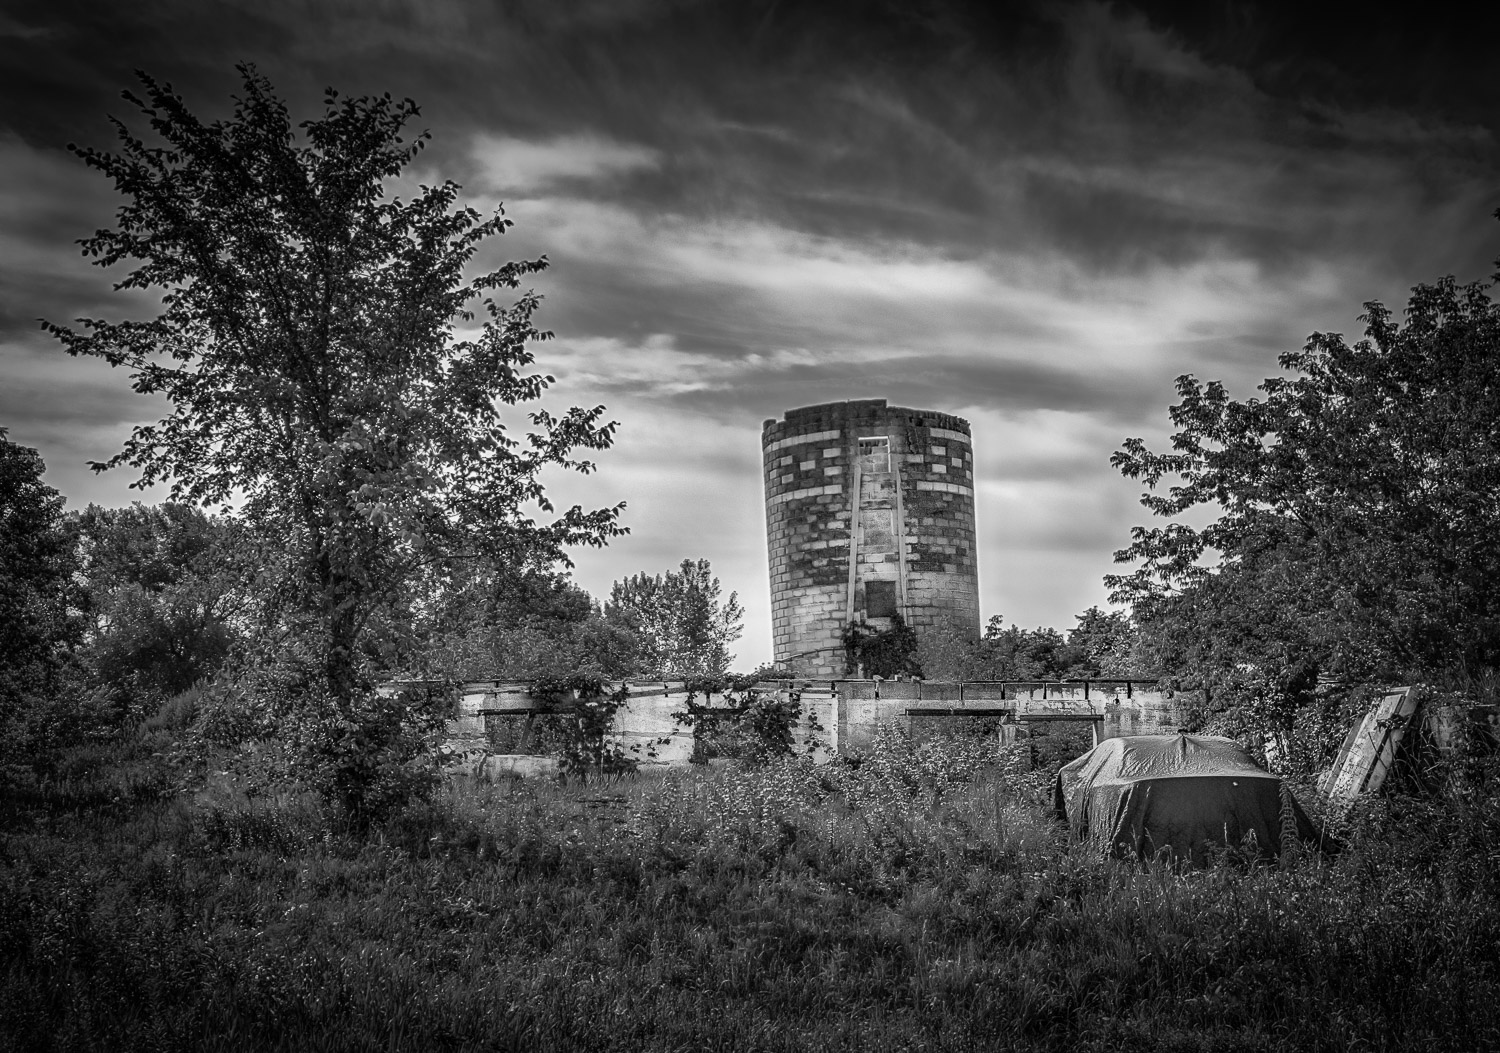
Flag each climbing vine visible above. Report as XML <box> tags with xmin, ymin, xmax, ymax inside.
<box><xmin>674</xmin><ymin>675</ymin><xmax>824</xmax><ymax>766</ymax></box>
<box><xmin>530</xmin><ymin>673</ymin><xmax>637</xmax><ymax>781</ymax></box>
<box><xmin>842</xmin><ymin>614</ymin><xmax>922</xmax><ymax>679</ymax></box>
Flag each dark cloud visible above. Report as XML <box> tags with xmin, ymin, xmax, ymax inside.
<box><xmin>0</xmin><ymin>137</ymin><xmax>128</xmax><ymax>346</ymax></box>
<box><xmin>1129</xmin><ymin>1</ymin><xmax>1500</xmax><ymax>136</ymax></box>
<box><xmin>0</xmin><ymin>1</ymin><xmax>295</xmax><ymax>148</ymax></box>
<box><xmin>679</xmin><ymin>356</ymin><xmax>1161</xmax><ymax>423</ymax></box>
<box><xmin>2</xmin><ymin>0</ymin><xmax>1498</xmax><ymax>658</ymax></box>
<box><xmin>0</xmin><ymin>368</ymin><xmax>139</xmax><ymax>430</ymax></box>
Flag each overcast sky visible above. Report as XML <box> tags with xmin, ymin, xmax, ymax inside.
<box><xmin>3</xmin><ymin>0</ymin><xmax>1498</xmax><ymax>668</ymax></box>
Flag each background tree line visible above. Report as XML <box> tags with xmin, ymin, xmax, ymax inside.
<box><xmin>0</xmin><ymin>441</ymin><xmax>743</xmax><ymax>778</ymax></box>
<box><xmin>913</xmin><ymin>607</ymin><xmax>1144</xmax><ymax>682</ymax></box>
<box><xmin>5</xmin><ymin>62</ymin><xmax>1497</xmax><ymax>815</ymax></box>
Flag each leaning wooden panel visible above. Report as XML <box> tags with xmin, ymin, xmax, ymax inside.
<box><xmin>1324</xmin><ymin>687</ymin><xmax>1416</xmax><ymax>809</ymax></box>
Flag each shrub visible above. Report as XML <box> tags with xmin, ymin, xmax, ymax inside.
<box><xmin>674</xmin><ymin>680</ymin><xmax>822</xmax><ymax>766</ymax></box>
<box><xmin>531</xmin><ymin>675</ymin><xmax>638</xmax><ymax>782</ymax></box>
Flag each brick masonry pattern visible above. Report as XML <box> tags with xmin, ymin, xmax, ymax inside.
<box><xmin>762</xmin><ymin>399</ymin><xmax>982</xmax><ymax>677</ymax></box>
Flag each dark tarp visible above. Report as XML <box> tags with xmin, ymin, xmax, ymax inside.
<box><xmin>1053</xmin><ymin>734</ymin><xmax>1323</xmax><ymax>864</ymax></box>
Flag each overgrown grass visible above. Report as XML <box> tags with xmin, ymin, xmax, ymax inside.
<box><xmin>3</xmin><ymin>728</ymin><xmax>1498</xmax><ymax>1051</ymax></box>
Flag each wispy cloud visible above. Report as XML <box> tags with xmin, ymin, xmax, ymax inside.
<box><xmin>470</xmin><ymin>133</ymin><xmax>659</xmax><ymax>193</ymax></box>
<box><xmin>0</xmin><ymin>13</ymin><xmax>50</xmax><ymax>40</ymax></box>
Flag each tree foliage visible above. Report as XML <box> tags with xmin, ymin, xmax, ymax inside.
<box><xmin>0</xmin><ymin>432</ymin><xmax>76</xmax><ymax>695</ymax></box>
<box><xmin>44</xmin><ymin>67</ymin><xmax>625</xmax><ymax>822</ymax></box>
<box><xmin>423</xmin><ymin>562</ymin><xmax>639</xmax><ymax>682</ymax></box>
<box><xmin>70</xmin><ymin>503</ymin><xmax>247</xmax><ymax>718</ymax></box>
<box><xmin>843</xmin><ymin>615</ymin><xmax>922</xmax><ymax>679</ymax></box>
<box><xmin>914</xmin><ymin>610</ymin><xmax>1143</xmax><ymax>681</ymax></box>
<box><xmin>605</xmin><ymin>559</ymin><xmax>743</xmax><ymax>679</ymax></box>
<box><xmin>1063</xmin><ymin>607</ymin><xmax>1142</xmax><ymax>678</ymax></box>
<box><xmin>977</xmin><ymin>618</ymin><xmax>1073</xmax><ymax>680</ymax></box>
<box><xmin>0</xmin><ymin>430</ymin><xmax>84</xmax><ymax>774</ymax></box>
<box><xmin>1111</xmin><ymin>253</ymin><xmax>1500</xmax><ymax>742</ymax></box>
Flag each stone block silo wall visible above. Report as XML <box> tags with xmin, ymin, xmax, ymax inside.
<box><xmin>762</xmin><ymin>399</ymin><xmax>981</xmax><ymax>677</ymax></box>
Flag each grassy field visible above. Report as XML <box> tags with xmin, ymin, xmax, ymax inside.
<box><xmin>3</xmin><ymin>729</ymin><xmax>1499</xmax><ymax>1052</ymax></box>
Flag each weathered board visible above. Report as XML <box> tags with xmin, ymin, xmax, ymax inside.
<box><xmin>1324</xmin><ymin>686</ymin><xmax>1417</xmax><ymax>807</ymax></box>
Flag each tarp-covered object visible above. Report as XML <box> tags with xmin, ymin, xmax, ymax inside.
<box><xmin>1054</xmin><ymin>734</ymin><xmax>1322</xmax><ymax>864</ymax></box>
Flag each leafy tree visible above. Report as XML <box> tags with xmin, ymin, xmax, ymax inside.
<box><xmin>1064</xmin><ymin>606</ymin><xmax>1143</xmax><ymax>679</ymax></box>
<box><xmin>45</xmin><ymin>67</ymin><xmax>624</xmax><ymax>822</ymax></box>
<box><xmin>0</xmin><ymin>431</ymin><xmax>76</xmax><ymax>697</ymax></box>
<box><xmin>1111</xmin><ymin>252</ymin><xmax>1500</xmax><ymax>746</ymax></box>
<box><xmin>0</xmin><ymin>430</ymin><xmax>86</xmax><ymax>777</ymax></box>
<box><xmin>978</xmin><ymin>617</ymin><xmax>1076</xmax><ymax>680</ymax></box>
<box><xmin>70</xmin><ymin>503</ymin><xmax>246</xmax><ymax>718</ymax></box>
<box><xmin>606</xmin><ymin>559</ymin><xmax>743</xmax><ymax>678</ymax></box>
<box><xmin>423</xmin><ymin>562</ymin><xmax>639</xmax><ymax>681</ymax></box>
<box><xmin>915</xmin><ymin>610</ymin><xmax>1143</xmax><ymax>681</ymax></box>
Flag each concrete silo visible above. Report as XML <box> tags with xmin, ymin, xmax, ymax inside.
<box><xmin>762</xmin><ymin>399</ymin><xmax>981</xmax><ymax>677</ymax></box>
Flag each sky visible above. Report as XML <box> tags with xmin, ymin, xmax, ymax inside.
<box><xmin>2</xmin><ymin>0</ymin><xmax>1498</xmax><ymax>669</ymax></box>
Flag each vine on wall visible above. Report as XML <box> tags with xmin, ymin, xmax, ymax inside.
<box><xmin>674</xmin><ymin>675</ymin><xmax>825</xmax><ymax>765</ymax></box>
<box><xmin>843</xmin><ymin>615</ymin><xmax>922</xmax><ymax>679</ymax></box>
<box><xmin>529</xmin><ymin>674</ymin><xmax>639</xmax><ymax>781</ymax></box>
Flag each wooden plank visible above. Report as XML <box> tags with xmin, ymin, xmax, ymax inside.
<box><xmin>1015</xmin><ymin>697</ymin><xmax>1098</xmax><ymax>719</ymax></box>
<box><xmin>1361</xmin><ymin>687</ymin><xmax>1418</xmax><ymax>796</ymax></box>
<box><xmin>906</xmin><ymin>706</ymin><xmax>1012</xmax><ymax>717</ymax></box>
<box><xmin>479</xmin><ymin>706</ymin><xmax>575</xmax><ymax>716</ymax></box>
<box><xmin>1325</xmin><ymin>687</ymin><xmax>1417</xmax><ymax>806</ymax></box>
<box><xmin>845</xmin><ymin>460</ymin><xmax>862</xmax><ymax>627</ymax></box>
<box><xmin>1319</xmin><ymin>717</ymin><xmax>1363</xmax><ymax>795</ymax></box>
<box><xmin>1018</xmin><ymin>714</ymin><xmax>1105</xmax><ymax>724</ymax></box>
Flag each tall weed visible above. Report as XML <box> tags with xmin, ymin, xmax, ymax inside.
<box><xmin>3</xmin><ymin>731</ymin><xmax>1499</xmax><ymax>1050</ymax></box>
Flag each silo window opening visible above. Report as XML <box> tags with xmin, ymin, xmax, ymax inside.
<box><xmin>866</xmin><ymin>579</ymin><xmax>898</xmax><ymax>619</ymax></box>
<box><xmin>858</xmin><ymin>436</ymin><xmax>891</xmax><ymax>472</ymax></box>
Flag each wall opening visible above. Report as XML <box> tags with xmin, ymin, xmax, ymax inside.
<box><xmin>858</xmin><ymin>436</ymin><xmax>890</xmax><ymax>472</ymax></box>
<box><xmin>866</xmin><ymin>579</ymin><xmax>897</xmax><ymax>618</ymax></box>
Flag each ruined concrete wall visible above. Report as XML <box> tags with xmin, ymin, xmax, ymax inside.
<box><xmin>442</xmin><ymin>679</ymin><xmax>1171</xmax><ymax>772</ymax></box>
<box><xmin>762</xmin><ymin>399</ymin><xmax>981</xmax><ymax>678</ymax></box>
<box><xmin>444</xmin><ymin>681</ymin><xmax>834</xmax><ymax>771</ymax></box>
<box><xmin>835</xmin><ymin>680</ymin><xmax>1179</xmax><ymax>752</ymax></box>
